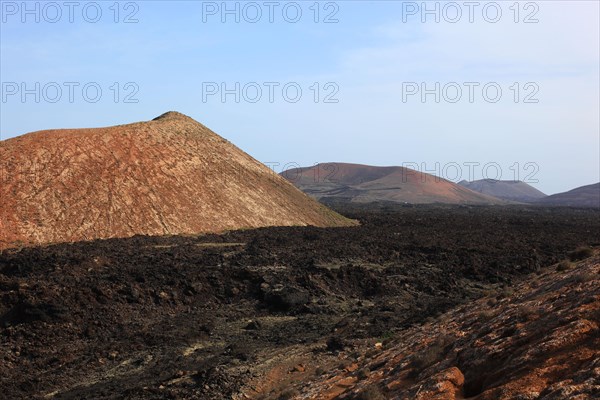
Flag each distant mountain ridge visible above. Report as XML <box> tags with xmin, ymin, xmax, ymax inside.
<box><xmin>281</xmin><ymin>163</ymin><xmax>505</xmax><ymax>205</ymax></box>
<box><xmin>535</xmin><ymin>183</ymin><xmax>600</xmax><ymax>208</ymax></box>
<box><xmin>458</xmin><ymin>179</ymin><xmax>547</xmax><ymax>203</ymax></box>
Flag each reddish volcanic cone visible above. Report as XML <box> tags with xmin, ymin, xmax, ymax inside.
<box><xmin>0</xmin><ymin>112</ymin><xmax>355</xmax><ymax>249</ymax></box>
<box><xmin>282</xmin><ymin>162</ymin><xmax>504</xmax><ymax>205</ymax></box>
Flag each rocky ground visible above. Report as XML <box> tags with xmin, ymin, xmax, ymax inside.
<box><xmin>0</xmin><ymin>205</ymin><xmax>599</xmax><ymax>399</ymax></box>
<box><xmin>263</xmin><ymin>247</ymin><xmax>600</xmax><ymax>400</ymax></box>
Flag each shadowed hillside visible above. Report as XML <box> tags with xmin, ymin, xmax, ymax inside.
<box><xmin>458</xmin><ymin>179</ymin><xmax>547</xmax><ymax>202</ymax></box>
<box><xmin>535</xmin><ymin>183</ymin><xmax>600</xmax><ymax>208</ymax></box>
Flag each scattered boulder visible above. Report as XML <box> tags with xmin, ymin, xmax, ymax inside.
<box><xmin>262</xmin><ymin>284</ymin><xmax>310</xmax><ymax>311</ymax></box>
<box><xmin>244</xmin><ymin>320</ymin><xmax>262</xmax><ymax>330</ymax></box>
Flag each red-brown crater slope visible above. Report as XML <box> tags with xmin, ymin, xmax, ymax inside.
<box><xmin>282</xmin><ymin>163</ymin><xmax>504</xmax><ymax>205</ymax></box>
<box><xmin>0</xmin><ymin>112</ymin><xmax>354</xmax><ymax>249</ymax></box>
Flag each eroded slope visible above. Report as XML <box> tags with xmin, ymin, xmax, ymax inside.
<box><xmin>0</xmin><ymin>112</ymin><xmax>354</xmax><ymax>249</ymax></box>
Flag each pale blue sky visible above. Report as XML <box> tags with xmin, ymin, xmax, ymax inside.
<box><xmin>1</xmin><ymin>0</ymin><xmax>598</xmax><ymax>194</ymax></box>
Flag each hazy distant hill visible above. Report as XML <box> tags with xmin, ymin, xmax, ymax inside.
<box><xmin>281</xmin><ymin>163</ymin><xmax>505</xmax><ymax>205</ymax></box>
<box><xmin>458</xmin><ymin>179</ymin><xmax>547</xmax><ymax>203</ymax></box>
<box><xmin>535</xmin><ymin>183</ymin><xmax>600</xmax><ymax>208</ymax></box>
